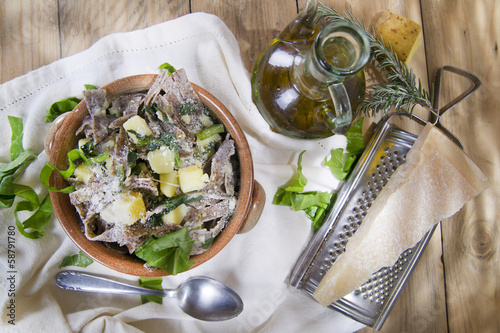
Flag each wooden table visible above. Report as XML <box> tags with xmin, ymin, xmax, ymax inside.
<box><xmin>1</xmin><ymin>1</ymin><xmax>498</xmax><ymax>332</ymax></box>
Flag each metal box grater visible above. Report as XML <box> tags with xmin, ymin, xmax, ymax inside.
<box><xmin>289</xmin><ymin>116</ymin><xmax>436</xmax><ymax>329</ymax></box>
<box><xmin>289</xmin><ymin>66</ymin><xmax>482</xmax><ymax>330</ymax></box>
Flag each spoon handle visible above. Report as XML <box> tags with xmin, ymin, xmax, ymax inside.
<box><xmin>55</xmin><ymin>270</ymin><xmax>168</xmax><ymax>297</ymax></box>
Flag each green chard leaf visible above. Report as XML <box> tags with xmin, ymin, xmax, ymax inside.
<box><xmin>45</xmin><ymin>97</ymin><xmax>81</xmax><ymax>123</ymax></box>
<box><xmin>197</xmin><ymin>123</ymin><xmax>225</xmax><ymax>140</ymax></box>
<box><xmin>159</xmin><ymin>62</ymin><xmax>177</xmax><ymax>75</ymax></box>
<box><xmin>84</xmin><ymin>84</ymin><xmax>98</xmax><ymax>90</ymax></box>
<box><xmin>8</xmin><ymin>116</ymin><xmax>25</xmax><ymax>160</ymax></box>
<box><xmin>1</xmin><ymin>116</ymin><xmax>54</xmax><ymax>239</ymax></box>
<box><xmin>135</xmin><ymin>228</ymin><xmax>195</xmax><ymax>276</ymax></box>
<box><xmin>14</xmin><ymin>193</ymin><xmax>53</xmax><ymax>239</ymax></box>
<box><xmin>41</xmin><ymin>148</ymin><xmax>110</xmax><ymax>193</ymax></box>
<box><xmin>324</xmin><ymin>148</ymin><xmax>357</xmax><ymax>181</ymax></box>
<box><xmin>138</xmin><ymin>277</ymin><xmax>164</xmax><ymax>304</ymax></box>
<box><xmin>273</xmin><ymin>151</ymin><xmax>334</xmax><ymax>231</ymax></box>
<box><xmin>60</xmin><ymin>250</ymin><xmax>94</xmax><ymax>268</ymax></box>
<box><xmin>345</xmin><ymin>117</ymin><xmax>365</xmax><ymax>154</ymax></box>
<box><xmin>325</xmin><ymin>118</ymin><xmax>365</xmax><ymax>181</ymax></box>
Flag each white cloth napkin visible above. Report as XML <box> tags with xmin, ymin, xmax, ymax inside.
<box><xmin>0</xmin><ymin>13</ymin><xmax>364</xmax><ymax>333</ymax></box>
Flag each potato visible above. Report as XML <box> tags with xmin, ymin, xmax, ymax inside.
<box><xmin>160</xmin><ymin>171</ymin><xmax>179</xmax><ymax>197</ymax></box>
<box><xmin>178</xmin><ymin>165</ymin><xmax>209</xmax><ymax>193</ymax></box>
<box><xmin>123</xmin><ymin>115</ymin><xmax>153</xmax><ymax>143</ymax></box>
<box><xmin>100</xmin><ymin>191</ymin><xmax>146</xmax><ymax>226</ymax></box>
<box><xmin>147</xmin><ymin>146</ymin><xmax>176</xmax><ymax>174</ymax></box>
<box><xmin>161</xmin><ymin>204</ymin><xmax>189</xmax><ymax>225</ymax></box>
<box><xmin>73</xmin><ymin>163</ymin><xmax>93</xmax><ymax>183</ymax></box>
<box><xmin>373</xmin><ymin>11</ymin><xmax>422</xmax><ymax>63</ymax></box>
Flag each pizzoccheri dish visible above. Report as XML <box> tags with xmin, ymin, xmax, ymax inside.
<box><xmin>59</xmin><ymin>68</ymin><xmax>239</xmax><ymax>274</ymax></box>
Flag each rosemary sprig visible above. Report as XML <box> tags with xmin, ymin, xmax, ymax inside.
<box><xmin>316</xmin><ymin>3</ymin><xmax>434</xmax><ymax>116</ymax></box>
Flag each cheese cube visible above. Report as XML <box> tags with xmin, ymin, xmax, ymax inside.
<box><xmin>123</xmin><ymin>115</ymin><xmax>153</xmax><ymax>143</ymax></box>
<box><xmin>161</xmin><ymin>204</ymin><xmax>189</xmax><ymax>225</ymax></box>
<box><xmin>160</xmin><ymin>171</ymin><xmax>179</xmax><ymax>197</ymax></box>
<box><xmin>147</xmin><ymin>146</ymin><xmax>176</xmax><ymax>174</ymax></box>
<box><xmin>178</xmin><ymin>165</ymin><xmax>209</xmax><ymax>193</ymax></box>
<box><xmin>100</xmin><ymin>191</ymin><xmax>146</xmax><ymax>226</ymax></box>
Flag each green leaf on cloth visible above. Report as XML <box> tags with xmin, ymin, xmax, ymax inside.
<box><xmin>60</xmin><ymin>251</ymin><xmax>94</xmax><ymax>268</ymax></box>
<box><xmin>273</xmin><ymin>151</ymin><xmax>334</xmax><ymax>231</ymax></box>
<box><xmin>139</xmin><ymin>277</ymin><xmax>164</xmax><ymax>304</ymax></box>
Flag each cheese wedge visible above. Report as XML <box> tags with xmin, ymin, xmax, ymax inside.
<box><xmin>374</xmin><ymin>11</ymin><xmax>422</xmax><ymax>63</ymax></box>
<box><xmin>313</xmin><ymin>123</ymin><xmax>489</xmax><ymax>306</ymax></box>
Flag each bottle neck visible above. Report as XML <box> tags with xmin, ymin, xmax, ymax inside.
<box><xmin>292</xmin><ymin>48</ymin><xmax>338</xmax><ymax>101</ymax></box>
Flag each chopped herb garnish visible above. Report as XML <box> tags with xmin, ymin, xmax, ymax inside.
<box><xmin>80</xmin><ymin>139</ymin><xmax>96</xmax><ymax>157</ymax></box>
<box><xmin>176</xmin><ymin>103</ymin><xmax>195</xmax><ymax>115</ymax></box>
<box><xmin>146</xmin><ymin>194</ymin><xmax>203</xmax><ymax>226</ymax></box>
<box><xmin>143</xmin><ymin>104</ymin><xmax>168</xmax><ymax>123</ymax></box>
<box><xmin>126</xmin><ymin>150</ymin><xmax>139</xmax><ymax>167</ymax></box>
<box><xmin>127</xmin><ymin>131</ymin><xmax>181</xmax><ymax>167</ymax></box>
<box><xmin>201</xmin><ymin>237</ymin><xmax>215</xmax><ymax>249</ymax></box>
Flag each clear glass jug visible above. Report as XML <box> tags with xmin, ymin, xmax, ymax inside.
<box><xmin>251</xmin><ymin>0</ymin><xmax>370</xmax><ymax>139</ymax></box>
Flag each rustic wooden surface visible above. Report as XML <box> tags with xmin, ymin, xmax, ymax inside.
<box><xmin>1</xmin><ymin>1</ymin><xmax>498</xmax><ymax>332</ymax></box>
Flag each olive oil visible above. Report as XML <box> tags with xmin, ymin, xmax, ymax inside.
<box><xmin>252</xmin><ymin>5</ymin><xmax>366</xmax><ymax>139</ymax></box>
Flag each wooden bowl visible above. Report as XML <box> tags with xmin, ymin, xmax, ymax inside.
<box><xmin>47</xmin><ymin>74</ymin><xmax>265</xmax><ymax>276</ymax></box>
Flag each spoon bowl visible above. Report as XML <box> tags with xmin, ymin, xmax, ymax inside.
<box><xmin>55</xmin><ymin>270</ymin><xmax>243</xmax><ymax>321</ymax></box>
<box><xmin>175</xmin><ymin>277</ymin><xmax>243</xmax><ymax>321</ymax></box>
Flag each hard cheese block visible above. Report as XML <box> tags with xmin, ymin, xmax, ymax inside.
<box><xmin>313</xmin><ymin>123</ymin><xmax>490</xmax><ymax>306</ymax></box>
<box><xmin>374</xmin><ymin>11</ymin><xmax>422</xmax><ymax>63</ymax></box>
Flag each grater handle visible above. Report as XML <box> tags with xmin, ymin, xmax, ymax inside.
<box><xmin>429</xmin><ymin>66</ymin><xmax>482</xmax><ymax>149</ymax></box>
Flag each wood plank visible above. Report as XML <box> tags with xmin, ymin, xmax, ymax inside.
<box><xmin>58</xmin><ymin>0</ymin><xmax>190</xmax><ymax>57</ymax></box>
<box><xmin>190</xmin><ymin>0</ymin><xmax>299</xmax><ymax>72</ymax></box>
<box><xmin>305</xmin><ymin>1</ymin><xmax>448</xmax><ymax>332</ymax></box>
<box><xmin>0</xmin><ymin>0</ymin><xmax>60</xmax><ymax>83</ymax></box>
<box><xmin>421</xmin><ymin>0</ymin><xmax>500</xmax><ymax>332</ymax></box>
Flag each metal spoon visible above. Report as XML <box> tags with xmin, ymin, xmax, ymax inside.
<box><xmin>55</xmin><ymin>270</ymin><xmax>243</xmax><ymax>321</ymax></box>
